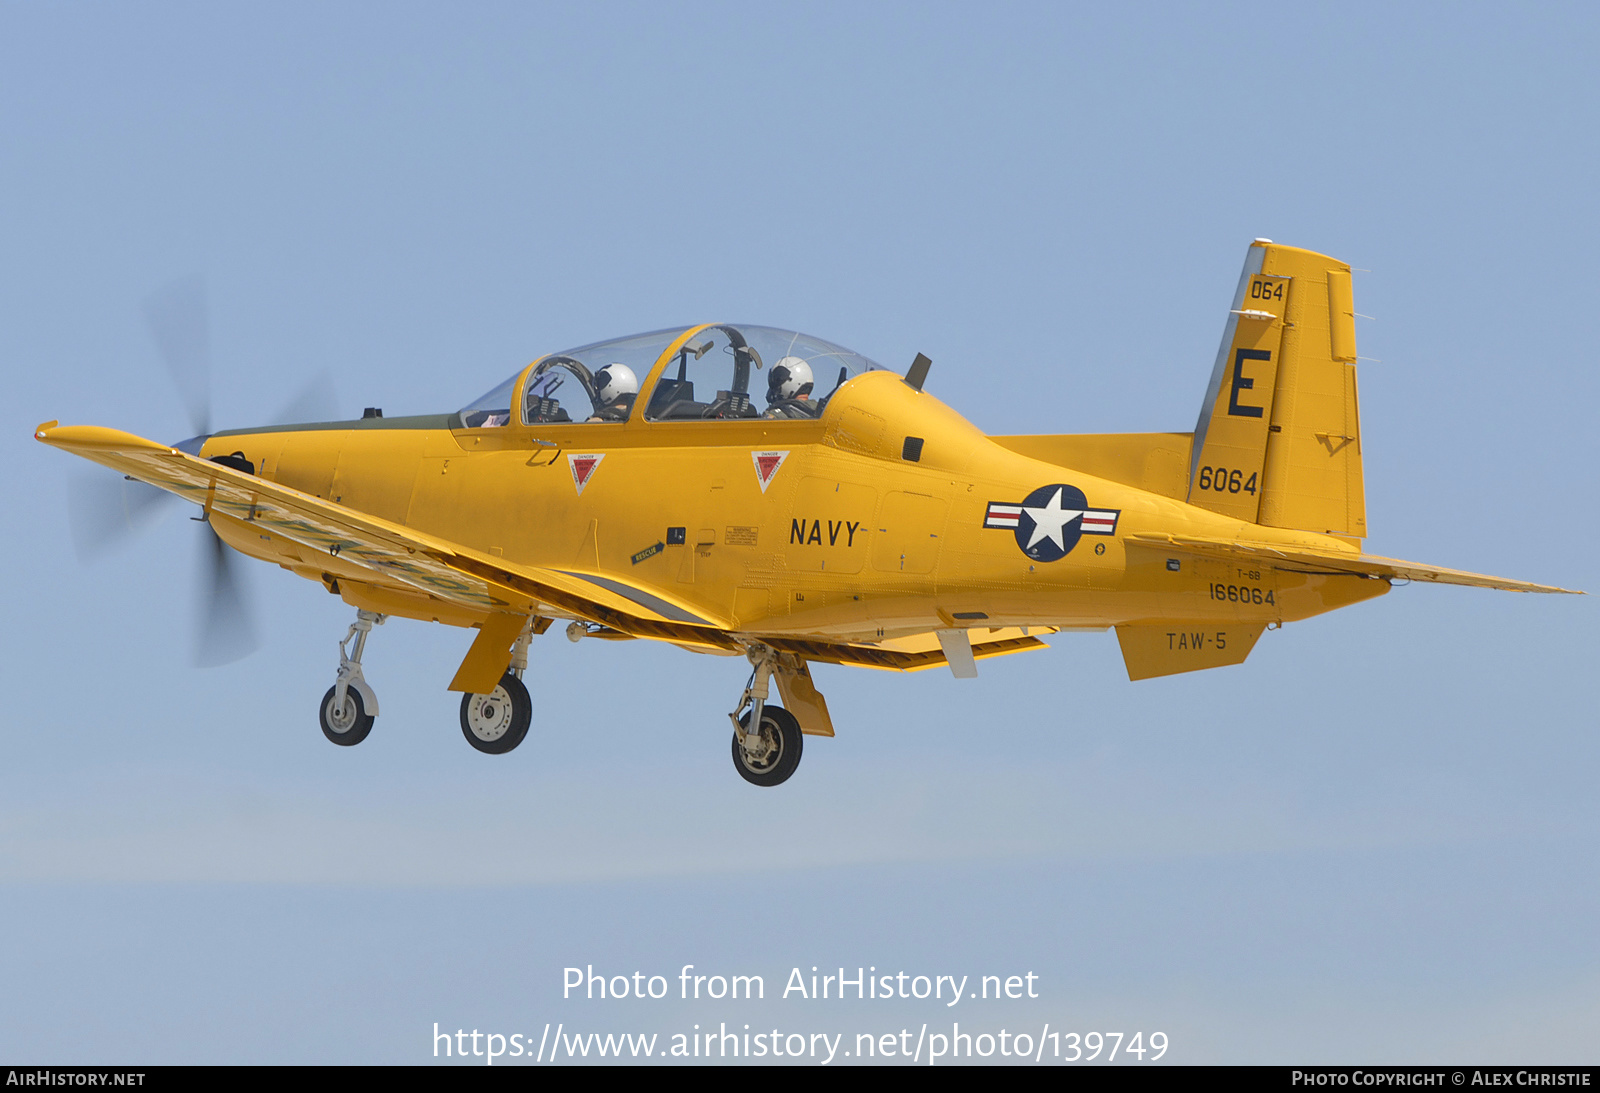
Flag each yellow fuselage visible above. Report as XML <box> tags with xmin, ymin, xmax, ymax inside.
<box><xmin>203</xmin><ymin>368</ymin><xmax>1385</xmax><ymax>646</ymax></box>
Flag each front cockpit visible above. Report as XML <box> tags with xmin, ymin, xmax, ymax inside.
<box><xmin>458</xmin><ymin>324</ymin><xmax>882</xmax><ymax>431</ymax></box>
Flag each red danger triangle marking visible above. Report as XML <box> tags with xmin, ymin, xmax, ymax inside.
<box><xmin>751</xmin><ymin>450</ymin><xmax>789</xmax><ymax>493</ymax></box>
<box><xmin>568</xmin><ymin>453</ymin><xmax>604</xmax><ymax>495</ymax></box>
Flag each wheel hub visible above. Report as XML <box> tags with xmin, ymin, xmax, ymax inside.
<box><xmin>324</xmin><ymin>694</ymin><xmax>358</xmax><ymax>734</ymax></box>
<box><xmin>740</xmin><ymin>723</ymin><xmax>779</xmax><ymax>770</ymax></box>
<box><xmin>466</xmin><ymin>686</ymin><xmax>513</xmax><ymax>742</ymax></box>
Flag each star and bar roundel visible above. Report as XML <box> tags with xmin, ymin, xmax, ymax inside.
<box><xmin>984</xmin><ymin>484</ymin><xmax>1120</xmax><ymax>562</ymax></box>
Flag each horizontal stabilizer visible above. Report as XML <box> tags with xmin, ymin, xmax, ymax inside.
<box><xmin>1126</xmin><ymin>533</ymin><xmax>1580</xmax><ymax>594</ymax></box>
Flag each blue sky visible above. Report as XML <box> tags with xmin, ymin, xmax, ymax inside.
<box><xmin>1</xmin><ymin>1</ymin><xmax>1596</xmax><ymax>1064</ymax></box>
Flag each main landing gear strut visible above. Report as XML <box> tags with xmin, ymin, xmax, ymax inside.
<box><xmin>728</xmin><ymin>643</ymin><xmax>803</xmax><ymax>787</ymax></box>
<box><xmin>315</xmin><ymin>613</ymin><xmax>810</xmax><ymax>781</ymax></box>
<box><xmin>320</xmin><ymin>608</ymin><xmax>385</xmax><ymax>746</ymax></box>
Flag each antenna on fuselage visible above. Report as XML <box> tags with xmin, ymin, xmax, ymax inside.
<box><xmin>904</xmin><ymin>352</ymin><xmax>932</xmax><ymax>392</ymax></box>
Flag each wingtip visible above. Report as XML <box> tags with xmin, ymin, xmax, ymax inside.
<box><xmin>34</xmin><ymin>424</ymin><xmax>176</xmax><ymax>453</ymax></box>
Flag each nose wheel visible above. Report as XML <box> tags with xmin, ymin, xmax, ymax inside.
<box><xmin>460</xmin><ymin>672</ymin><xmax>532</xmax><ymax>755</ymax></box>
<box><xmin>320</xmin><ymin>684</ymin><xmax>373</xmax><ymax>746</ymax></box>
<box><xmin>320</xmin><ymin>608</ymin><xmax>384</xmax><ymax>747</ymax></box>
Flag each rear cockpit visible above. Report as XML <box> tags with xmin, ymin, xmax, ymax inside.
<box><xmin>458</xmin><ymin>324</ymin><xmax>881</xmax><ymax>430</ymax></box>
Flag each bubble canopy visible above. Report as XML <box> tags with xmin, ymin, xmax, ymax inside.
<box><xmin>459</xmin><ymin>325</ymin><xmax>883</xmax><ymax>428</ymax></box>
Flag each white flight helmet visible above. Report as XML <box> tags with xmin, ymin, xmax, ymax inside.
<box><xmin>592</xmin><ymin>363</ymin><xmax>638</xmax><ymax>406</ymax></box>
<box><xmin>769</xmin><ymin>356</ymin><xmax>814</xmax><ymax>401</ymax></box>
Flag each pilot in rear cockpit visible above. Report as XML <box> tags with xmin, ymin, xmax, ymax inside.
<box><xmin>586</xmin><ymin>363</ymin><xmax>638</xmax><ymax>422</ymax></box>
<box><xmin>761</xmin><ymin>356</ymin><xmax>819</xmax><ymax>419</ymax></box>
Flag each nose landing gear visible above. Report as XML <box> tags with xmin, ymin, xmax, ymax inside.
<box><xmin>320</xmin><ymin>608</ymin><xmax>384</xmax><ymax>746</ymax></box>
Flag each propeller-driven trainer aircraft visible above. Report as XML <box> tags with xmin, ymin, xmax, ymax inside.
<box><xmin>39</xmin><ymin>240</ymin><xmax>1577</xmax><ymax>786</ymax></box>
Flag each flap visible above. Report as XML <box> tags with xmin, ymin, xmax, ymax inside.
<box><xmin>829</xmin><ymin>626</ymin><xmax>1054</xmax><ymax>672</ymax></box>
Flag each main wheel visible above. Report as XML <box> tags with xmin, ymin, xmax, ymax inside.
<box><xmin>731</xmin><ymin>705</ymin><xmax>803</xmax><ymax>787</ymax></box>
<box><xmin>460</xmin><ymin>673</ymin><xmax>532</xmax><ymax>755</ymax></box>
<box><xmin>320</xmin><ymin>685</ymin><xmax>374</xmax><ymax>746</ymax></box>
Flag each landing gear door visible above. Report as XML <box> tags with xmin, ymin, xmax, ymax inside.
<box><xmin>774</xmin><ymin>660</ymin><xmax>835</xmax><ymax>737</ymax></box>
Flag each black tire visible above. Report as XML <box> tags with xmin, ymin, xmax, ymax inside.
<box><xmin>731</xmin><ymin>705</ymin><xmax>803</xmax><ymax>787</ymax></box>
<box><xmin>320</xmin><ymin>684</ymin><xmax>374</xmax><ymax>746</ymax></box>
<box><xmin>460</xmin><ymin>673</ymin><xmax>532</xmax><ymax>755</ymax></box>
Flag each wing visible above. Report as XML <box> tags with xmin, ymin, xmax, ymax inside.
<box><xmin>36</xmin><ymin>423</ymin><xmax>741</xmax><ymax>647</ymax></box>
<box><xmin>1125</xmin><ymin>533</ymin><xmax>1581</xmax><ymax>594</ymax></box>
<box><xmin>37</xmin><ymin>422</ymin><xmax>1058</xmax><ymax>669</ymax></box>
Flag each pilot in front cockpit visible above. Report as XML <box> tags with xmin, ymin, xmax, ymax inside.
<box><xmin>586</xmin><ymin>363</ymin><xmax>637</xmax><ymax>422</ymax></box>
<box><xmin>761</xmin><ymin>356</ymin><xmax>819</xmax><ymax>419</ymax></box>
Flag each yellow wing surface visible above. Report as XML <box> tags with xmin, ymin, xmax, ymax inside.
<box><xmin>1125</xmin><ymin>533</ymin><xmax>1579</xmax><ymax>594</ymax></box>
<box><xmin>36</xmin><ymin>423</ymin><xmax>1048</xmax><ymax>673</ymax></box>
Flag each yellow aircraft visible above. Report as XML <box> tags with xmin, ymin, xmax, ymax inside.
<box><xmin>38</xmin><ymin>240</ymin><xmax>1577</xmax><ymax>786</ymax></box>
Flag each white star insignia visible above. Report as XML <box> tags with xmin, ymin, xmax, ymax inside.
<box><xmin>1021</xmin><ymin>487</ymin><xmax>1083</xmax><ymax>551</ymax></box>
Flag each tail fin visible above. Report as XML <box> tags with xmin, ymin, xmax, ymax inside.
<box><xmin>1188</xmin><ymin>240</ymin><xmax>1367</xmax><ymax>542</ymax></box>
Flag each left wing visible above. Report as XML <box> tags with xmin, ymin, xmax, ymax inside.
<box><xmin>38</xmin><ymin>422</ymin><xmax>1057</xmax><ymax>670</ymax></box>
<box><xmin>35</xmin><ymin>423</ymin><xmax>741</xmax><ymax>647</ymax></box>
